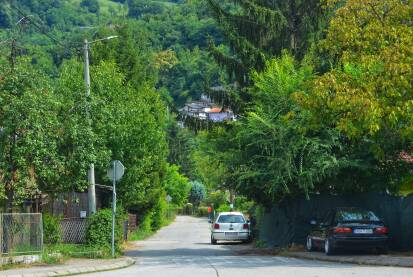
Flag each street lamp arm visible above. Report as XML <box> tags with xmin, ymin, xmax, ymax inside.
<box><xmin>88</xmin><ymin>35</ymin><xmax>119</xmax><ymax>44</ymax></box>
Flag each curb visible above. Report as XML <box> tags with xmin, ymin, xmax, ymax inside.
<box><xmin>2</xmin><ymin>257</ymin><xmax>136</xmax><ymax>277</ymax></box>
<box><xmin>281</xmin><ymin>251</ymin><xmax>413</xmax><ymax>268</ymax></box>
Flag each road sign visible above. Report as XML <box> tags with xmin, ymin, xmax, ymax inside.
<box><xmin>166</xmin><ymin>195</ymin><xmax>172</xmax><ymax>203</ymax></box>
<box><xmin>107</xmin><ymin>160</ymin><xmax>125</xmax><ymax>258</ymax></box>
<box><xmin>107</xmin><ymin>160</ymin><xmax>125</xmax><ymax>181</ymax></box>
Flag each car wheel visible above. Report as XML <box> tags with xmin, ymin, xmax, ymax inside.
<box><xmin>211</xmin><ymin>235</ymin><xmax>217</xmax><ymax>245</ymax></box>
<box><xmin>324</xmin><ymin>238</ymin><xmax>335</xmax><ymax>255</ymax></box>
<box><xmin>306</xmin><ymin>236</ymin><xmax>315</xmax><ymax>252</ymax></box>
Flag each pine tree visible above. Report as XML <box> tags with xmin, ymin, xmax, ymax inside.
<box><xmin>206</xmin><ymin>0</ymin><xmax>324</xmax><ymax>87</ymax></box>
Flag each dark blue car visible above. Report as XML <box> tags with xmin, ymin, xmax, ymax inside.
<box><xmin>306</xmin><ymin>207</ymin><xmax>389</xmax><ymax>255</ymax></box>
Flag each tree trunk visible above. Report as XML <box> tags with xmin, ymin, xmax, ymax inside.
<box><xmin>5</xmin><ymin>182</ymin><xmax>14</xmax><ymax>212</ymax></box>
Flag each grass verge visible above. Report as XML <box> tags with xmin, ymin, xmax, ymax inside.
<box><xmin>129</xmin><ymin>213</ymin><xmax>176</xmax><ymax>242</ymax></box>
<box><xmin>42</xmin><ymin>243</ymin><xmax>110</xmax><ymax>264</ymax></box>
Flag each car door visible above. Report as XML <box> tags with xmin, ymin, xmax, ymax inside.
<box><xmin>321</xmin><ymin>211</ymin><xmax>335</xmax><ymax>241</ymax></box>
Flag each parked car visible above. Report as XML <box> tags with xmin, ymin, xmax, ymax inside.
<box><xmin>210</xmin><ymin>212</ymin><xmax>251</xmax><ymax>244</ymax></box>
<box><xmin>306</xmin><ymin>207</ymin><xmax>389</xmax><ymax>255</ymax></box>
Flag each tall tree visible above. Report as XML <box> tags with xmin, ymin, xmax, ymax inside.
<box><xmin>296</xmin><ymin>0</ymin><xmax>413</xmax><ymax>195</ymax></box>
<box><xmin>0</xmin><ymin>59</ymin><xmax>62</xmax><ymax>210</ymax></box>
<box><xmin>206</xmin><ymin>0</ymin><xmax>325</xmax><ymax>87</ymax></box>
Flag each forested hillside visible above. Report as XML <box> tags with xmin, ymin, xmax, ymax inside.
<box><xmin>0</xmin><ymin>0</ymin><xmax>223</xmax><ymax>106</ymax></box>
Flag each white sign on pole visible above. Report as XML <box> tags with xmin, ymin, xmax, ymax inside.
<box><xmin>107</xmin><ymin>160</ymin><xmax>125</xmax><ymax>181</ymax></box>
<box><xmin>108</xmin><ymin>160</ymin><xmax>125</xmax><ymax>258</ymax></box>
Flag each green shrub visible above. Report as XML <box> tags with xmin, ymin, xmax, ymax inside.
<box><xmin>140</xmin><ymin>212</ymin><xmax>153</xmax><ymax>233</ymax></box>
<box><xmin>196</xmin><ymin>206</ymin><xmax>209</xmax><ymax>217</ymax></box>
<box><xmin>189</xmin><ymin>181</ymin><xmax>206</xmax><ymax>206</ymax></box>
<box><xmin>85</xmin><ymin>209</ymin><xmax>125</xmax><ymax>253</ymax></box>
<box><xmin>163</xmin><ymin>164</ymin><xmax>191</xmax><ymax>206</ymax></box>
<box><xmin>234</xmin><ymin>196</ymin><xmax>255</xmax><ymax>213</ymax></box>
<box><xmin>216</xmin><ymin>204</ymin><xmax>230</xmax><ymax>213</ymax></box>
<box><xmin>151</xmin><ymin>197</ymin><xmax>167</xmax><ymax>231</ymax></box>
<box><xmin>42</xmin><ymin>213</ymin><xmax>61</xmax><ymax>244</ymax></box>
<box><xmin>203</xmin><ymin>190</ymin><xmax>228</xmax><ymax>209</ymax></box>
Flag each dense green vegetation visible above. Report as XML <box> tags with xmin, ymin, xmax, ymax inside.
<box><xmin>201</xmin><ymin>0</ymin><xmax>413</xmax><ymax>204</ymax></box>
<box><xmin>0</xmin><ymin>0</ymin><xmax>412</xmax><ymax>241</ymax></box>
<box><xmin>0</xmin><ymin>0</ymin><xmax>213</xmax><ymax>226</ymax></box>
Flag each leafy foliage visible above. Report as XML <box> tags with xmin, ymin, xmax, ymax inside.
<box><xmin>167</xmin><ymin>118</ymin><xmax>199</xmax><ymax>179</ymax></box>
<box><xmin>80</xmin><ymin>0</ymin><xmax>100</xmax><ymax>13</ymax></box>
<box><xmin>163</xmin><ymin>164</ymin><xmax>191</xmax><ymax>206</ymax></box>
<box><xmin>295</xmin><ymin>0</ymin><xmax>413</xmax><ymax>194</ymax></box>
<box><xmin>189</xmin><ymin>181</ymin><xmax>206</xmax><ymax>207</ymax></box>
<box><xmin>205</xmin><ymin>0</ymin><xmax>326</xmax><ymax>110</ymax></box>
<box><xmin>42</xmin><ymin>213</ymin><xmax>61</xmax><ymax>244</ymax></box>
<box><xmin>234</xmin><ymin>55</ymin><xmax>344</xmax><ymax>201</ymax></box>
<box><xmin>85</xmin><ymin>208</ymin><xmax>125</xmax><ymax>252</ymax></box>
<box><xmin>198</xmin><ymin>0</ymin><xmax>413</xmax><ymax>204</ymax></box>
<box><xmin>0</xmin><ymin>60</ymin><xmax>62</xmax><ymax>207</ymax></box>
<box><xmin>304</xmin><ymin>0</ymin><xmax>413</xmax><ymax>140</ymax></box>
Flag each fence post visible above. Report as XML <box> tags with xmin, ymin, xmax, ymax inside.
<box><xmin>0</xmin><ymin>214</ymin><xmax>2</xmax><ymax>256</ymax></box>
<box><xmin>40</xmin><ymin>214</ymin><xmax>44</xmax><ymax>253</ymax></box>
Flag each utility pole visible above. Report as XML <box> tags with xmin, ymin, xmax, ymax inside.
<box><xmin>82</xmin><ymin>35</ymin><xmax>118</xmax><ymax>216</ymax></box>
<box><xmin>111</xmin><ymin>160</ymin><xmax>116</xmax><ymax>258</ymax></box>
<box><xmin>84</xmin><ymin>39</ymin><xmax>96</xmax><ymax>215</ymax></box>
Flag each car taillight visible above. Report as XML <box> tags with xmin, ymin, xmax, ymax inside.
<box><xmin>214</xmin><ymin>223</ymin><xmax>220</xmax><ymax>229</ymax></box>
<box><xmin>243</xmin><ymin>223</ymin><xmax>249</xmax><ymax>230</ymax></box>
<box><xmin>334</xmin><ymin>227</ymin><xmax>352</xmax><ymax>233</ymax></box>
<box><xmin>375</xmin><ymin>227</ymin><xmax>389</xmax><ymax>234</ymax></box>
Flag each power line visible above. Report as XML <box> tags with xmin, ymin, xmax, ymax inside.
<box><xmin>4</xmin><ymin>2</ymin><xmax>84</xmax><ymax>58</ymax></box>
<box><xmin>6</xmin><ymin>3</ymin><xmax>64</xmax><ymax>47</ymax></box>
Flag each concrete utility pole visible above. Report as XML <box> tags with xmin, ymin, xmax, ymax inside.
<box><xmin>84</xmin><ymin>39</ymin><xmax>96</xmax><ymax>215</ymax></box>
<box><xmin>83</xmin><ymin>36</ymin><xmax>118</xmax><ymax>216</ymax></box>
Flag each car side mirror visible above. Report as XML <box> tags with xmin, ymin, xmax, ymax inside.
<box><xmin>309</xmin><ymin>219</ymin><xmax>317</xmax><ymax>226</ymax></box>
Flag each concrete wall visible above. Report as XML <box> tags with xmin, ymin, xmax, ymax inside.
<box><xmin>258</xmin><ymin>193</ymin><xmax>413</xmax><ymax>250</ymax></box>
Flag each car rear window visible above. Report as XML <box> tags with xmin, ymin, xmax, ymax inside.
<box><xmin>217</xmin><ymin>215</ymin><xmax>245</xmax><ymax>223</ymax></box>
<box><xmin>336</xmin><ymin>210</ymin><xmax>380</xmax><ymax>222</ymax></box>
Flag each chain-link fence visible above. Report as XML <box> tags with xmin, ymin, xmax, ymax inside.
<box><xmin>60</xmin><ymin>218</ymin><xmax>87</xmax><ymax>244</ymax></box>
<box><xmin>0</xmin><ymin>213</ymin><xmax>43</xmax><ymax>256</ymax></box>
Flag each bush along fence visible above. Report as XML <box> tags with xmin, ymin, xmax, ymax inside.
<box><xmin>177</xmin><ymin>203</ymin><xmax>210</xmax><ymax>217</ymax></box>
<box><xmin>258</xmin><ymin>193</ymin><xmax>413</xmax><ymax>250</ymax></box>
<box><xmin>42</xmin><ymin>210</ymin><xmax>132</xmax><ymax>246</ymax></box>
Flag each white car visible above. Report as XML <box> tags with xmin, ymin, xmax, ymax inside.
<box><xmin>210</xmin><ymin>212</ymin><xmax>251</xmax><ymax>244</ymax></box>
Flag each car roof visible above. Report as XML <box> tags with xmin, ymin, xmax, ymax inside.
<box><xmin>217</xmin><ymin>212</ymin><xmax>244</xmax><ymax>216</ymax></box>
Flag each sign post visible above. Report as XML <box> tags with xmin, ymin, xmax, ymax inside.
<box><xmin>166</xmin><ymin>195</ymin><xmax>172</xmax><ymax>219</ymax></box>
<box><xmin>107</xmin><ymin>160</ymin><xmax>125</xmax><ymax>258</ymax></box>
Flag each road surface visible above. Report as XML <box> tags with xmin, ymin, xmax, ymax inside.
<box><xmin>84</xmin><ymin>216</ymin><xmax>412</xmax><ymax>277</ymax></box>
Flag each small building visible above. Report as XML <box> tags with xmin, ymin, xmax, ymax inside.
<box><xmin>179</xmin><ymin>98</ymin><xmax>235</xmax><ymax>123</ymax></box>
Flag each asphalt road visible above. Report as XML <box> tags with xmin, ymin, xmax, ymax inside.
<box><xmin>84</xmin><ymin>216</ymin><xmax>412</xmax><ymax>277</ymax></box>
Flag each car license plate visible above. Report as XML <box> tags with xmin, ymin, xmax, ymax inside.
<box><xmin>225</xmin><ymin>232</ymin><xmax>238</xmax><ymax>237</ymax></box>
<box><xmin>353</xmin><ymin>229</ymin><xmax>373</xmax><ymax>234</ymax></box>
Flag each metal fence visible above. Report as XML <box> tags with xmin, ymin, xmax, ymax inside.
<box><xmin>0</xmin><ymin>213</ymin><xmax>43</xmax><ymax>256</ymax></box>
<box><xmin>60</xmin><ymin>218</ymin><xmax>88</xmax><ymax>244</ymax></box>
<box><xmin>259</xmin><ymin>193</ymin><xmax>413</xmax><ymax>250</ymax></box>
